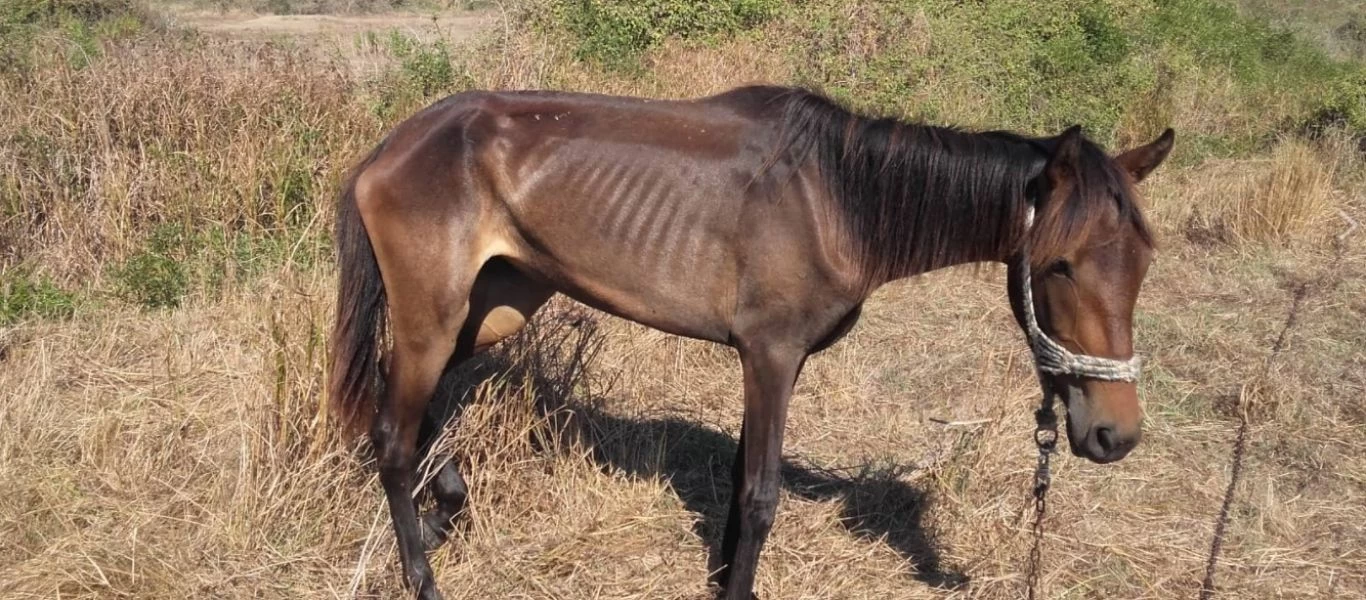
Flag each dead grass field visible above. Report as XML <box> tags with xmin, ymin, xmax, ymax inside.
<box><xmin>166</xmin><ymin>7</ymin><xmax>491</xmax><ymax>44</ymax></box>
<box><xmin>2</xmin><ymin>2</ymin><xmax>1365</xmax><ymax>599</ymax></box>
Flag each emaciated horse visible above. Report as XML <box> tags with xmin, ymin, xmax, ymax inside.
<box><xmin>329</xmin><ymin>85</ymin><xmax>1173</xmax><ymax>599</ymax></box>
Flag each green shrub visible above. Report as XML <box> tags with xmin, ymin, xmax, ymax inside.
<box><xmin>402</xmin><ymin>39</ymin><xmax>456</xmax><ymax>95</ymax></box>
<box><xmin>779</xmin><ymin>0</ymin><xmax>1366</xmax><ymax>146</ymax></box>
<box><xmin>0</xmin><ymin>271</ymin><xmax>79</xmax><ymax>324</ymax></box>
<box><xmin>548</xmin><ymin>0</ymin><xmax>780</xmax><ymax>69</ymax></box>
<box><xmin>1146</xmin><ymin>0</ymin><xmax>1344</xmax><ymax>86</ymax></box>
<box><xmin>108</xmin><ymin>220</ymin><xmax>323</xmax><ymax>310</ymax></box>
<box><xmin>114</xmin><ymin>224</ymin><xmax>189</xmax><ymax>309</ymax></box>
<box><xmin>1</xmin><ymin>0</ymin><xmax>148</xmax><ymax>75</ymax></box>
<box><xmin>793</xmin><ymin>0</ymin><xmax>1155</xmax><ymax>137</ymax></box>
<box><xmin>387</xmin><ymin>29</ymin><xmax>459</xmax><ymax>95</ymax></box>
<box><xmin>363</xmin><ymin>29</ymin><xmax>470</xmax><ymax>119</ymax></box>
<box><xmin>1</xmin><ymin>0</ymin><xmax>137</xmax><ymax>28</ymax></box>
<box><xmin>1306</xmin><ymin>73</ymin><xmax>1366</xmax><ymax>135</ymax></box>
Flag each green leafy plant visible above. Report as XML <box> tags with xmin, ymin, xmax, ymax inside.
<box><xmin>548</xmin><ymin>0</ymin><xmax>779</xmax><ymax>69</ymax></box>
<box><xmin>113</xmin><ymin>224</ymin><xmax>190</xmax><ymax>309</ymax></box>
<box><xmin>0</xmin><ymin>271</ymin><xmax>80</xmax><ymax>324</ymax></box>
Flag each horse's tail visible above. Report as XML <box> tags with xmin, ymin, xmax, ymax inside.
<box><xmin>329</xmin><ymin>140</ymin><xmax>389</xmax><ymax>436</ymax></box>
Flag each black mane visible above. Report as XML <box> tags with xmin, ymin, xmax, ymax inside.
<box><xmin>768</xmin><ymin>87</ymin><xmax>1152</xmax><ymax>287</ymax></box>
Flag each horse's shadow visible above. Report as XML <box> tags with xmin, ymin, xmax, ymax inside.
<box><xmin>427</xmin><ymin>305</ymin><xmax>967</xmax><ymax>590</ymax></box>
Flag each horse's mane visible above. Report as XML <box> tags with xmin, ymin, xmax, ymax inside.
<box><xmin>767</xmin><ymin>87</ymin><xmax>1153</xmax><ymax>286</ymax></box>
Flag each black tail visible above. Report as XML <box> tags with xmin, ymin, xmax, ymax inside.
<box><xmin>329</xmin><ymin>140</ymin><xmax>389</xmax><ymax>435</ymax></box>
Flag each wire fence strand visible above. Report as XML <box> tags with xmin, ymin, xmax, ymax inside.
<box><xmin>1199</xmin><ymin>217</ymin><xmax>1353</xmax><ymax>599</ymax></box>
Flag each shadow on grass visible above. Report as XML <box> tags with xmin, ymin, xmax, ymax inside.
<box><xmin>426</xmin><ymin>303</ymin><xmax>967</xmax><ymax>590</ymax></box>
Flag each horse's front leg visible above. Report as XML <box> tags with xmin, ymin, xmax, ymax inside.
<box><xmin>715</xmin><ymin>341</ymin><xmax>805</xmax><ymax>600</ymax></box>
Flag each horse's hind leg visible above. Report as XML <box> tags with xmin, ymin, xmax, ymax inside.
<box><xmin>375</xmin><ymin>304</ymin><xmax>466</xmax><ymax>599</ymax></box>
<box><xmin>366</xmin><ymin>220</ymin><xmax>477</xmax><ymax>599</ymax></box>
<box><xmin>415</xmin><ymin>258</ymin><xmax>555</xmax><ymax>551</ymax></box>
<box><xmin>416</xmin><ymin>413</ymin><xmax>470</xmax><ymax>551</ymax></box>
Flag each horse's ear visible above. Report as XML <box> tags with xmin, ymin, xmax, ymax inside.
<box><xmin>1045</xmin><ymin>125</ymin><xmax>1084</xmax><ymax>186</ymax></box>
<box><xmin>1115</xmin><ymin>128</ymin><xmax>1175</xmax><ymax>183</ymax></box>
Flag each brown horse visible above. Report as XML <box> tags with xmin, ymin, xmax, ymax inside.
<box><xmin>329</xmin><ymin>85</ymin><xmax>1173</xmax><ymax>599</ymax></box>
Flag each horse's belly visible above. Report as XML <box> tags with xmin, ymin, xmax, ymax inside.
<box><xmin>501</xmin><ymin>192</ymin><xmax>740</xmax><ymax>342</ymax></box>
<box><xmin>482</xmin><ymin>131</ymin><xmax>759</xmax><ymax>341</ymax></box>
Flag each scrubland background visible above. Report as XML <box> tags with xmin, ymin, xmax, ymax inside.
<box><xmin>2</xmin><ymin>0</ymin><xmax>1364</xmax><ymax>598</ymax></box>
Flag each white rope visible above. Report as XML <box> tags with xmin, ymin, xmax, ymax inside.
<box><xmin>1018</xmin><ymin>206</ymin><xmax>1142</xmax><ymax>382</ymax></box>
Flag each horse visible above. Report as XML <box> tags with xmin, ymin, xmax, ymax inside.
<box><xmin>328</xmin><ymin>85</ymin><xmax>1173</xmax><ymax>599</ymax></box>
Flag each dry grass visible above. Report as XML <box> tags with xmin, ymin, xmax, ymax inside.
<box><xmin>3</xmin><ymin>4</ymin><xmax>1366</xmax><ymax>600</ymax></box>
<box><xmin>1153</xmin><ymin>136</ymin><xmax>1358</xmax><ymax>247</ymax></box>
<box><xmin>0</xmin><ymin>31</ymin><xmax>382</xmax><ymax>284</ymax></box>
<box><xmin>4</xmin><ymin>232</ymin><xmax>1364</xmax><ymax>598</ymax></box>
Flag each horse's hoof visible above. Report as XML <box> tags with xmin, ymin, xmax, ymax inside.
<box><xmin>419</xmin><ymin>513</ymin><xmax>451</xmax><ymax>552</ymax></box>
<box><xmin>417</xmin><ymin>583</ymin><xmax>445</xmax><ymax>600</ymax></box>
<box><xmin>405</xmin><ymin>565</ymin><xmax>444</xmax><ymax>600</ymax></box>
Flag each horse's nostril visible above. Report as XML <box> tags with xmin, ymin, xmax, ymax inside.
<box><xmin>1095</xmin><ymin>427</ymin><xmax>1117</xmax><ymax>453</ymax></box>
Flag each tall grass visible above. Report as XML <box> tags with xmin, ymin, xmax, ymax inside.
<box><xmin>1152</xmin><ymin>135</ymin><xmax>1357</xmax><ymax>246</ymax></box>
<box><xmin>0</xmin><ymin>1</ymin><xmax>465</xmax><ymax>314</ymax></box>
<box><xmin>1</xmin><ymin>37</ymin><xmax>368</xmax><ymax>266</ymax></box>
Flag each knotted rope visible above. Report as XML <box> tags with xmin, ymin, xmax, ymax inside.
<box><xmin>1015</xmin><ymin>206</ymin><xmax>1143</xmax><ymax>382</ymax></box>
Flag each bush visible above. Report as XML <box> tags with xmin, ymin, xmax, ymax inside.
<box><xmin>782</xmin><ymin>0</ymin><xmax>1365</xmax><ymax>146</ymax></box>
<box><xmin>548</xmin><ymin>0</ymin><xmax>779</xmax><ymax>69</ymax></box>
<box><xmin>1</xmin><ymin>0</ymin><xmax>149</xmax><ymax>76</ymax></box>
<box><xmin>0</xmin><ymin>271</ymin><xmax>80</xmax><ymax>324</ymax></box>
<box><xmin>113</xmin><ymin>225</ymin><xmax>190</xmax><ymax>309</ymax></box>
<box><xmin>363</xmin><ymin>29</ymin><xmax>471</xmax><ymax>119</ymax></box>
<box><xmin>394</xmin><ymin>32</ymin><xmax>458</xmax><ymax>95</ymax></box>
<box><xmin>107</xmin><ymin>221</ymin><xmax>319</xmax><ymax>310</ymax></box>
<box><xmin>1305</xmin><ymin>73</ymin><xmax>1366</xmax><ymax>136</ymax></box>
<box><xmin>792</xmin><ymin>0</ymin><xmax>1157</xmax><ymax>136</ymax></box>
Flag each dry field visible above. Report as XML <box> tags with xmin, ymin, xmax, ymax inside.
<box><xmin>164</xmin><ymin>7</ymin><xmax>491</xmax><ymax>44</ymax></box>
<box><xmin>2</xmin><ymin>2</ymin><xmax>1365</xmax><ymax>599</ymax></box>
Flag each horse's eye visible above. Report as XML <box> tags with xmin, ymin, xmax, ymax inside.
<box><xmin>1048</xmin><ymin>261</ymin><xmax>1073</xmax><ymax>279</ymax></box>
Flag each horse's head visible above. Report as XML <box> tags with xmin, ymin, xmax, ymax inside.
<box><xmin>1021</xmin><ymin>127</ymin><xmax>1173</xmax><ymax>464</ymax></box>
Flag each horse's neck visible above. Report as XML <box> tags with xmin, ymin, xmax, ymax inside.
<box><xmin>858</xmin><ymin>171</ymin><xmax>1025</xmax><ymax>289</ymax></box>
<box><xmin>873</xmin><ymin>204</ymin><xmax>1016</xmax><ymax>285</ymax></box>
<box><xmin>793</xmin><ymin>108</ymin><xmax>1037</xmax><ymax>295</ymax></box>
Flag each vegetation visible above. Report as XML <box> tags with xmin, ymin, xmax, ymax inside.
<box><xmin>179</xmin><ymin>0</ymin><xmax>464</xmax><ymax>16</ymax></box>
<box><xmin>1</xmin><ymin>0</ymin><xmax>1363</xmax><ymax>598</ymax></box>
<box><xmin>536</xmin><ymin>0</ymin><xmax>1366</xmax><ymax>153</ymax></box>
<box><xmin>547</xmin><ymin>0</ymin><xmax>780</xmax><ymax>69</ymax></box>
<box><xmin>3</xmin><ymin>0</ymin><xmax>1359</xmax><ymax>315</ymax></box>
<box><xmin>0</xmin><ymin>271</ymin><xmax>79</xmax><ymax>324</ymax></box>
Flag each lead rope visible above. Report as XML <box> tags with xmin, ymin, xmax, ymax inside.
<box><xmin>1200</xmin><ymin>280</ymin><xmax>1307</xmax><ymax>600</ymax></box>
<box><xmin>1014</xmin><ymin>205</ymin><xmax>1144</xmax><ymax>600</ymax></box>
<box><xmin>1026</xmin><ymin>390</ymin><xmax>1058</xmax><ymax>600</ymax></box>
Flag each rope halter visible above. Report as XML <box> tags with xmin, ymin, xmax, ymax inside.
<box><xmin>1016</xmin><ymin>206</ymin><xmax>1142</xmax><ymax>382</ymax></box>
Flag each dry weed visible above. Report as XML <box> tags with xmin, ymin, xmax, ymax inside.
<box><xmin>0</xmin><ymin>33</ymin><xmax>379</xmax><ymax>282</ymax></box>
<box><xmin>1148</xmin><ymin>135</ymin><xmax>1352</xmax><ymax>247</ymax></box>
